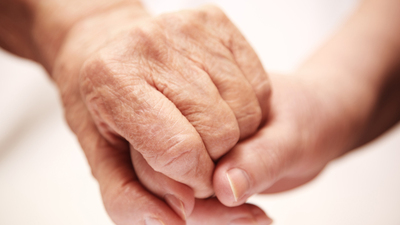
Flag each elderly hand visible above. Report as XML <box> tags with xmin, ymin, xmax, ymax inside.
<box><xmin>51</xmin><ymin>2</ymin><xmax>270</xmax><ymax>224</ymax></box>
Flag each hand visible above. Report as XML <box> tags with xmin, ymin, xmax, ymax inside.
<box><xmin>52</xmin><ymin>3</ymin><xmax>270</xmax><ymax>224</ymax></box>
<box><xmin>213</xmin><ymin>73</ymin><xmax>372</xmax><ymax>206</ymax></box>
<box><xmin>212</xmin><ymin>0</ymin><xmax>400</xmax><ymax>212</ymax></box>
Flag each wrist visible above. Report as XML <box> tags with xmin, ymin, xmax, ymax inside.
<box><xmin>294</xmin><ymin>0</ymin><xmax>400</xmax><ymax>154</ymax></box>
<box><xmin>30</xmin><ymin>0</ymin><xmax>149</xmax><ymax>72</ymax></box>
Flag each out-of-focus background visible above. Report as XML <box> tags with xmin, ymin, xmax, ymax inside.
<box><xmin>1</xmin><ymin>0</ymin><xmax>399</xmax><ymax>224</ymax></box>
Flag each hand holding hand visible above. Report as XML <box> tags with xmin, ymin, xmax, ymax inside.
<box><xmin>52</xmin><ymin>3</ymin><xmax>271</xmax><ymax>224</ymax></box>
<box><xmin>212</xmin><ymin>73</ymin><xmax>366</xmax><ymax>206</ymax></box>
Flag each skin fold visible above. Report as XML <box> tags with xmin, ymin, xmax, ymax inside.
<box><xmin>1</xmin><ymin>0</ymin><xmax>400</xmax><ymax>224</ymax></box>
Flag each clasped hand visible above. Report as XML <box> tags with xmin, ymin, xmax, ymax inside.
<box><xmin>53</xmin><ymin>4</ymin><xmax>272</xmax><ymax>224</ymax></box>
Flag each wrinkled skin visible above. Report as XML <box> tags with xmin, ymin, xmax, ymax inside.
<box><xmin>2</xmin><ymin>0</ymin><xmax>400</xmax><ymax>224</ymax></box>
<box><xmin>52</xmin><ymin>4</ymin><xmax>271</xmax><ymax>224</ymax></box>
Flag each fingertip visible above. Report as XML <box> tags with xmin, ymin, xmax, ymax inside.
<box><xmin>214</xmin><ymin>165</ymin><xmax>251</xmax><ymax>207</ymax></box>
<box><xmin>214</xmin><ymin>126</ymin><xmax>294</xmax><ymax>208</ymax></box>
<box><xmin>213</xmin><ymin>161</ymin><xmax>234</xmax><ymax>206</ymax></box>
<box><xmin>164</xmin><ymin>194</ymin><xmax>189</xmax><ymax>221</ymax></box>
<box><xmin>136</xmin><ymin>128</ymin><xmax>215</xmax><ymax>198</ymax></box>
<box><xmin>193</xmin><ymin>182</ymin><xmax>215</xmax><ymax>199</ymax></box>
<box><xmin>226</xmin><ymin>168</ymin><xmax>250</xmax><ymax>203</ymax></box>
<box><xmin>163</xmin><ymin>183</ymin><xmax>195</xmax><ymax>220</ymax></box>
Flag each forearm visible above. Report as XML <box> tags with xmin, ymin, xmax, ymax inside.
<box><xmin>297</xmin><ymin>0</ymin><xmax>400</xmax><ymax>151</ymax></box>
<box><xmin>0</xmin><ymin>0</ymin><xmax>147</xmax><ymax>72</ymax></box>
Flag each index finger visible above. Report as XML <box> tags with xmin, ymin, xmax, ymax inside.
<box><xmin>80</xmin><ymin>55</ymin><xmax>215</xmax><ymax>198</ymax></box>
<box><xmin>73</xmin><ymin>105</ymin><xmax>186</xmax><ymax>225</ymax></box>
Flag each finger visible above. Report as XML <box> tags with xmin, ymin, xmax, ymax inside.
<box><xmin>197</xmin><ymin>5</ymin><xmax>271</xmax><ymax>125</ymax></box>
<box><xmin>127</xmin><ymin>22</ymin><xmax>243</xmax><ymax>160</ymax></box>
<box><xmin>260</xmin><ymin>171</ymin><xmax>322</xmax><ymax>194</ymax></box>
<box><xmin>229</xmin><ymin>29</ymin><xmax>271</xmax><ymax>126</ymax></box>
<box><xmin>141</xmin><ymin>54</ymin><xmax>241</xmax><ymax>160</ymax></box>
<box><xmin>204</xmin><ymin>55</ymin><xmax>263</xmax><ymax>140</ymax></box>
<box><xmin>187</xmin><ymin>198</ymin><xmax>273</xmax><ymax>225</ymax></box>
<box><xmin>80</xmin><ymin>55</ymin><xmax>217</xmax><ymax>198</ymax></box>
<box><xmin>66</xmin><ymin>102</ymin><xmax>185</xmax><ymax>225</ymax></box>
<box><xmin>131</xmin><ymin>147</ymin><xmax>195</xmax><ymax>220</ymax></box>
<box><xmin>213</xmin><ymin>123</ymin><xmax>300</xmax><ymax>207</ymax></box>
<box><xmin>213</xmin><ymin>75</ymin><xmax>331</xmax><ymax>206</ymax></box>
<box><xmin>157</xmin><ymin>13</ymin><xmax>263</xmax><ymax>141</ymax></box>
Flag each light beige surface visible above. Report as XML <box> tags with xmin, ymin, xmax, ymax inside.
<box><xmin>1</xmin><ymin>0</ymin><xmax>399</xmax><ymax>224</ymax></box>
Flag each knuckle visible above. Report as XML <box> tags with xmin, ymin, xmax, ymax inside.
<box><xmin>239</xmin><ymin>102</ymin><xmax>263</xmax><ymax>131</ymax></box>
<box><xmin>219</xmin><ymin>80</ymin><xmax>263</xmax><ymax>139</ymax></box>
<box><xmin>219</xmin><ymin>128</ymin><xmax>240</xmax><ymax>155</ymax></box>
<box><xmin>220</xmin><ymin>119</ymin><xmax>241</xmax><ymax>146</ymax></box>
<box><xmin>78</xmin><ymin>54</ymin><xmax>117</xmax><ymax>114</ymax></box>
<box><xmin>131</xmin><ymin>24</ymin><xmax>170</xmax><ymax>66</ymax></box>
<box><xmin>259</xmin><ymin>80</ymin><xmax>272</xmax><ymax>115</ymax></box>
<box><xmin>259</xmin><ymin>76</ymin><xmax>272</xmax><ymax>102</ymax></box>
<box><xmin>248</xmin><ymin>113</ymin><xmax>263</xmax><ymax>130</ymax></box>
<box><xmin>208</xmin><ymin>115</ymin><xmax>240</xmax><ymax>159</ymax></box>
<box><xmin>79</xmin><ymin>51</ymin><xmax>143</xmax><ymax>101</ymax></box>
<box><xmin>158</xmin><ymin>12</ymin><xmax>202</xmax><ymax>39</ymax></box>
<box><xmin>252</xmin><ymin>68</ymin><xmax>271</xmax><ymax>97</ymax></box>
<box><xmin>79</xmin><ymin>53</ymin><xmax>115</xmax><ymax>91</ymax></box>
<box><xmin>149</xmin><ymin>134</ymin><xmax>204</xmax><ymax>177</ymax></box>
<box><xmin>143</xmin><ymin>131</ymin><xmax>214</xmax><ymax>195</ymax></box>
<box><xmin>251</xmin><ymin>72</ymin><xmax>271</xmax><ymax>120</ymax></box>
<box><xmin>188</xmin><ymin>100</ymin><xmax>241</xmax><ymax>160</ymax></box>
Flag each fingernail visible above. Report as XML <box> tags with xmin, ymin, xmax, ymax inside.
<box><xmin>145</xmin><ymin>217</ymin><xmax>165</xmax><ymax>225</ymax></box>
<box><xmin>165</xmin><ymin>194</ymin><xmax>186</xmax><ymax>220</ymax></box>
<box><xmin>226</xmin><ymin>168</ymin><xmax>250</xmax><ymax>202</ymax></box>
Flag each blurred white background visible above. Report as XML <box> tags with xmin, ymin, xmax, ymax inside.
<box><xmin>1</xmin><ymin>0</ymin><xmax>399</xmax><ymax>224</ymax></box>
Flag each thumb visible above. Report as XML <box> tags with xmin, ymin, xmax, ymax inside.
<box><xmin>213</xmin><ymin>122</ymin><xmax>305</xmax><ymax>207</ymax></box>
<box><xmin>213</xmin><ymin>74</ymin><xmax>345</xmax><ymax>206</ymax></box>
